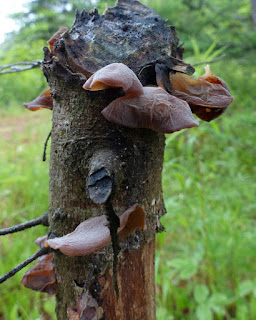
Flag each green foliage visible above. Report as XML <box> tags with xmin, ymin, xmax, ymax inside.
<box><xmin>9</xmin><ymin>0</ymin><xmax>94</xmax><ymax>44</ymax></box>
<box><xmin>0</xmin><ymin>110</ymin><xmax>54</xmax><ymax>319</ymax></box>
<box><xmin>156</xmin><ymin>54</ymin><xmax>256</xmax><ymax>319</ymax></box>
<box><xmin>142</xmin><ymin>0</ymin><xmax>254</xmax><ymax>57</ymax></box>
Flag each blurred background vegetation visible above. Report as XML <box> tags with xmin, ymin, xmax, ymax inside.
<box><xmin>0</xmin><ymin>0</ymin><xmax>255</xmax><ymax>319</ymax></box>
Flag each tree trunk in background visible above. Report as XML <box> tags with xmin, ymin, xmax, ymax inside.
<box><xmin>251</xmin><ymin>0</ymin><xmax>256</xmax><ymax>29</ymax></box>
<box><xmin>43</xmin><ymin>0</ymin><xmax>179</xmax><ymax>318</ymax></box>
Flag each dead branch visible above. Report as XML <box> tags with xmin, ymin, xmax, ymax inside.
<box><xmin>43</xmin><ymin>131</ymin><xmax>52</xmax><ymax>162</ymax></box>
<box><xmin>0</xmin><ymin>212</ymin><xmax>49</xmax><ymax>236</ymax></box>
<box><xmin>193</xmin><ymin>54</ymin><xmax>226</xmax><ymax>66</ymax></box>
<box><xmin>0</xmin><ymin>247</ymin><xmax>51</xmax><ymax>284</ymax></box>
<box><xmin>0</xmin><ymin>60</ymin><xmax>42</xmax><ymax>75</ymax></box>
<box><xmin>182</xmin><ymin>0</ymin><xmax>204</xmax><ymax>10</ymax></box>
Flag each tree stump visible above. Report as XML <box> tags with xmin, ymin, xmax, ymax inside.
<box><xmin>43</xmin><ymin>0</ymin><xmax>180</xmax><ymax>318</ymax></box>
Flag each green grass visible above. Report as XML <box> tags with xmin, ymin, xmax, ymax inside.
<box><xmin>0</xmin><ymin>56</ymin><xmax>255</xmax><ymax>319</ymax></box>
<box><xmin>0</xmin><ymin>109</ymin><xmax>55</xmax><ymax>320</ymax></box>
<box><xmin>156</xmin><ymin>57</ymin><xmax>256</xmax><ymax>319</ymax></box>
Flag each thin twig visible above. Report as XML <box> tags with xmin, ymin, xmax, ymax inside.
<box><xmin>105</xmin><ymin>199</ymin><xmax>120</xmax><ymax>297</ymax></box>
<box><xmin>84</xmin><ymin>266</ymin><xmax>95</xmax><ymax>292</ymax></box>
<box><xmin>0</xmin><ymin>60</ymin><xmax>42</xmax><ymax>75</ymax></box>
<box><xmin>43</xmin><ymin>131</ymin><xmax>52</xmax><ymax>161</ymax></box>
<box><xmin>0</xmin><ymin>247</ymin><xmax>51</xmax><ymax>284</ymax></box>
<box><xmin>193</xmin><ymin>54</ymin><xmax>226</xmax><ymax>66</ymax></box>
<box><xmin>0</xmin><ymin>212</ymin><xmax>49</xmax><ymax>236</ymax></box>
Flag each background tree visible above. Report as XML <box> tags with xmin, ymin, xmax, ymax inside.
<box><xmin>251</xmin><ymin>0</ymin><xmax>256</xmax><ymax>29</ymax></box>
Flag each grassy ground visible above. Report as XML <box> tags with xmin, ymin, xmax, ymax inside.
<box><xmin>157</xmin><ymin>58</ymin><xmax>256</xmax><ymax>319</ymax></box>
<box><xmin>0</xmin><ymin>57</ymin><xmax>255</xmax><ymax>319</ymax></box>
<box><xmin>0</xmin><ymin>110</ymin><xmax>55</xmax><ymax>320</ymax></box>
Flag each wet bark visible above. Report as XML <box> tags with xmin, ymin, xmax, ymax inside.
<box><xmin>42</xmin><ymin>0</ymin><xmax>180</xmax><ymax>318</ymax></box>
<box><xmin>46</xmin><ymin>73</ymin><xmax>165</xmax><ymax>320</ymax></box>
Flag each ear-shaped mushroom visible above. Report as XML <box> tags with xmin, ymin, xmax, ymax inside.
<box><xmin>21</xmin><ymin>235</ymin><xmax>57</xmax><ymax>295</ymax></box>
<box><xmin>67</xmin><ymin>291</ymin><xmax>101</xmax><ymax>320</ymax></box>
<box><xmin>155</xmin><ymin>63</ymin><xmax>172</xmax><ymax>94</ymax></box>
<box><xmin>45</xmin><ymin>204</ymin><xmax>146</xmax><ymax>256</ymax></box>
<box><xmin>24</xmin><ymin>89</ymin><xmax>53</xmax><ymax>111</ymax></box>
<box><xmin>118</xmin><ymin>204</ymin><xmax>146</xmax><ymax>239</ymax></box>
<box><xmin>83</xmin><ymin>63</ymin><xmax>143</xmax><ymax>95</ymax></box>
<box><xmin>170</xmin><ymin>65</ymin><xmax>233</xmax><ymax>121</ymax></box>
<box><xmin>47</xmin><ymin>26</ymin><xmax>68</xmax><ymax>54</ymax></box>
<box><xmin>101</xmin><ymin>86</ymin><xmax>199</xmax><ymax>133</ymax></box>
<box><xmin>21</xmin><ymin>253</ymin><xmax>57</xmax><ymax>294</ymax></box>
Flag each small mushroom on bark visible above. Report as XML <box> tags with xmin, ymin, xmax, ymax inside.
<box><xmin>25</xmin><ymin>37</ymin><xmax>72</xmax><ymax>112</ymax></box>
<box><xmin>170</xmin><ymin>65</ymin><xmax>234</xmax><ymax>121</ymax></box>
<box><xmin>47</xmin><ymin>26</ymin><xmax>68</xmax><ymax>54</ymax></box>
<box><xmin>24</xmin><ymin>89</ymin><xmax>53</xmax><ymax>111</ymax></box>
<box><xmin>83</xmin><ymin>63</ymin><xmax>143</xmax><ymax>95</ymax></box>
<box><xmin>21</xmin><ymin>235</ymin><xmax>57</xmax><ymax>295</ymax></box>
<box><xmin>45</xmin><ymin>204</ymin><xmax>146</xmax><ymax>256</ymax></box>
<box><xmin>67</xmin><ymin>291</ymin><xmax>103</xmax><ymax>320</ymax></box>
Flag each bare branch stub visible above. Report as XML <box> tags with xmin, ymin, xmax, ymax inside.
<box><xmin>0</xmin><ymin>247</ymin><xmax>51</xmax><ymax>284</ymax></box>
<box><xmin>193</xmin><ymin>54</ymin><xmax>226</xmax><ymax>66</ymax></box>
<box><xmin>0</xmin><ymin>212</ymin><xmax>49</xmax><ymax>236</ymax></box>
<box><xmin>87</xmin><ymin>149</ymin><xmax>121</xmax><ymax>205</ymax></box>
<box><xmin>0</xmin><ymin>60</ymin><xmax>41</xmax><ymax>75</ymax></box>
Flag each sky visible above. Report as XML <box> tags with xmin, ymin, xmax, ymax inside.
<box><xmin>0</xmin><ymin>0</ymin><xmax>28</xmax><ymax>44</ymax></box>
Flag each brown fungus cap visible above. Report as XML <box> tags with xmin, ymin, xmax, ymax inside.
<box><xmin>170</xmin><ymin>65</ymin><xmax>234</xmax><ymax>121</ymax></box>
<box><xmin>67</xmin><ymin>291</ymin><xmax>102</xmax><ymax>320</ymax></box>
<box><xmin>20</xmin><ymin>253</ymin><xmax>56</xmax><ymax>295</ymax></box>
<box><xmin>20</xmin><ymin>236</ymin><xmax>57</xmax><ymax>295</ymax></box>
<box><xmin>83</xmin><ymin>63</ymin><xmax>143</xmax><ymax>95</ymax></box>
<box><xmin>47</xmin><ymin>26</ymin><xmax>68</xmax><ymax>54</ymax></box>
<box><xmin>24</xmin><ymin>89</ymin><xmax>53</xmax><ymax>111</ymax></box>
<box><xmin>101</xmin><ymin>86</ymin><xmax>199</xmax><ymax>133</ymax></box>
<box><xmin>45</xmin><ymin>204</ymin><xmax>146</xmax><ymax>256</ymax></box>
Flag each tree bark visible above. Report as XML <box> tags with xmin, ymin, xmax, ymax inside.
<box><xmin>43</xmin><ymin>0</ymin><xmax>180</xmax><ymax>318</ymax></box>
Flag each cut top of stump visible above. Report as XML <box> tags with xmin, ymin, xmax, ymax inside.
<box><xmin>53</xmin><ymin>0</ymin><xmax>177</xmax><ymax>79</ymax></box>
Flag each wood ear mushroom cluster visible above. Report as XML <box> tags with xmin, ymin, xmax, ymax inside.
<box><xmin>82</xmin><ymin>62</ymin><xmax>233</xmax><ymax>131</ymax></box>
<box><xmin>83</xmin><ymin>63</ymin><xmax>199</xmax><ymax>133</ymax></box>
<box><xmin>23</xmin><ymin>32</ymin><xmax>233</xmax><ymax>258</ymax></box>
<box><xmin>24</xmin><ymin>29</ymin><xmax>233</xmax><ymax>130</ymax></box>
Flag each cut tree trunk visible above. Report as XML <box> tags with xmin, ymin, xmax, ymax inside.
<box><xmin>43</xmin><ymin>0</ymin><xmax>180</xmax><ymax>318</ymax></box>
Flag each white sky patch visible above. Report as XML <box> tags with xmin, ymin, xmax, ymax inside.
<box><xmin>0</xmin><ymin>0</ymin><xmax>28</xmax><ymax>44</ymax></box>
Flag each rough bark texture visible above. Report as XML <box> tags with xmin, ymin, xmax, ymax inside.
<box><xmin>97</xmin><ymin>239</ymin><xmax>155</xmax><ymax>319</ymax></box>
<box><xmin>46</xmin><ymin>75</ymin><xmax>165</xmax><ymax>320</ymax></box>
<box><xmin>43</xmin><ymin>1</ymin><xmax>181</xmax><ymax>319</ymax></box>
